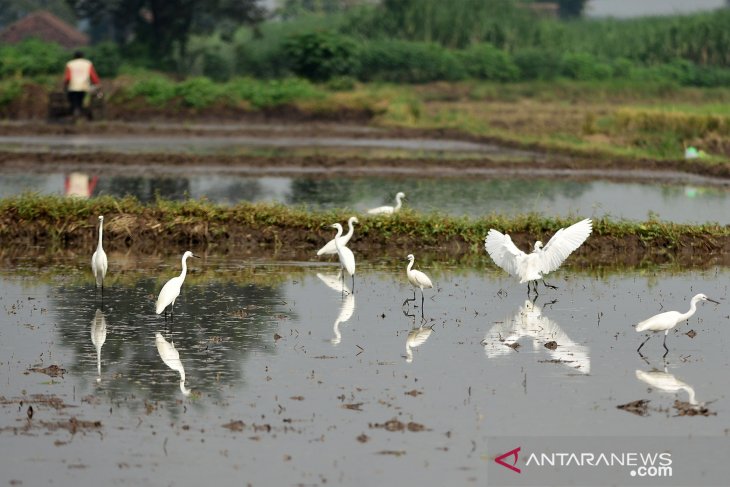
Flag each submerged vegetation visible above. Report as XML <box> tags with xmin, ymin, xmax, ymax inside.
<box><xmin>0</xmin><ymin>194</ymin><xmax>727</xmax><ymax>266</ymax></box>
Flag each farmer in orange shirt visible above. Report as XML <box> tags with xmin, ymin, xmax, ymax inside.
<box><xmin>64</xmin><ymin>51</ymin><xmax>100</xmax><ymax>118</ymax></box>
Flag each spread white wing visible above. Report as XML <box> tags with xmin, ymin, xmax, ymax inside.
<box><xmin>484</xmin><ymin>229</ymin><xmax>526</xmax><ymax>277</ymax></box>
<box><xmin>538</xmin><ymin>218</ymin><xmax>592</xmax><ymax>275</ymax></box>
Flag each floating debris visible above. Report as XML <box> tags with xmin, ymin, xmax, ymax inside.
<box><xmin>342</xmin><ymin>403</ymin><xmax>363</xmax><ymax>411</ymax></box>
<box><xmin>544</xmin><ymin>341</ymin><xmax>558</xmax><ymax>350</ymax></box>
<box><xmin>617</xmin><ymin>399</ymin><xmax>650</xmax><ymax>416</ymax></box>
<box><xmin>370</xmin><ymin>419</ymin><xmax>428</xmax><ymax>432</ymax></box>
<box><xmin>685</xmin><ymin>330</ymin><xmax>697</xmax><ymax>339</ymax></box>
<box><xmin>27</xmin><ymin>365</ymin><xmax>66</xmax><ymax>378</ymax></box>
<box><xmin>404</xmin><ymin>389</ymin><xmax>423</xmax><ymax>397</ymax></box>
<box><xmin>357</xmin><ymin>433</ymin><xmax>370</xmax><ymax>443</ymax></box>
<box><xmin>222</xmin><ymin>420</ymin><xmax>245</xmax><ymax>432</ymax></box>
<box><xmin>505</xmin><ymin>342</ymin><xmax>520</xmax><ymax>351</ymax></box>
<box><xmin>377</xmin><ymin>450</ymin><xmax>406</xmax><ymax>456</ymax></box>
<box><xmin>673</xmin><ymin>400</ymin><xmax>715</xmax><ymax>417</ymax></box>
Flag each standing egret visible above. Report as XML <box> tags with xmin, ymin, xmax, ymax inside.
<box><xmin>404</xmin><ymin>254</ymin><xmax>433</xmax><ymax>309</ymax></box>
<box><xmin>367</xmin><ymin>192</ymin><xmax>405</xmax><ymax>215</ymax></box>
<box><xmin>155</xmin><ymin>251</ymin><xmax>200</xmax><ymax>318</ymax></box>
<box><xmin>91</xmin><ymin>215</ymin><xmax>108</xmax><ymax>292</ymax></box>
<box><xmin>636</xmin><ymin>293</ymin><xmax>719</xmax><ymax>356</ymax></box>
<box><xmin>317</xmin><ymin>216</ymin><xmax>359</xmax><ymax>256</ymax></box>
<box><xmin>330</xmin><ymin>223</ymin><xmax>355</xmax><ymax>292</ymax></box>
<box><xmin>485</xmin><ymin>218</ymin><xmax>592</xmax><ymax>296</ymax></box>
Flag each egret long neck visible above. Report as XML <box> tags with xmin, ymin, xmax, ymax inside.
<box><xmin>180</xmin><ymin>254</ymin><xmax>189</xmax><ymax>279</ymax></box>
<box><xmin>344</xmin><ymin>220</ymin><xmax>355</xmax><ymax>240</ymax></box>
<box><xmin>97</xmin><ymin>220</ymin><xmax>104</xmax><ymax>249</ymax></box>
<box><xmin>333</xmin><ymin>226</ymin><xmax>344</xmax><ymax>250</ymax></box>
<box><xmin>395</xmin><ymin>195</ymin><xmax>402</xmax><ymax>211</ymax></box>
<box><xmin>407</xmin><ymin>259</ymin><xmax>414</xmax><ymax>274</ymax></box>
<box><xmin>678</xmin><ymin>299</ymin><xmax>699</xmax><ymax>322</ymax></box>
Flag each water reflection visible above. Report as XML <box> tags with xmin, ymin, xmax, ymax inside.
<box><xmin>3</xmin><ymin>171</ymin><xmax>730</xmax><ymax>223</ymax></box>
<box><xmin>405</xmin><ymin>326</ymin><xmax>433</xmax><ymax>363</ymax></box>
<box><xmin>482</xmin><ymin>300</ymin><xmax>590</xmax><ymax>374</ymax></box>
<box><xmin>317</xmin><ymin>272</ymin><xmax>355</xmax><ymax>345</ymax></box>
<box><xmin>90</xmin><ymin>309</ymin><xmax>107</xmax><ymax>382</ymax></box>
<box><xmin>155</xmin><ymin>333</ymin><xmax>191</xmax><ymax>396</ymax></box>
<box><xmin>635</xmin><ymin>367</ymin><xmax>698</xmax><ymax>406</ymax></box>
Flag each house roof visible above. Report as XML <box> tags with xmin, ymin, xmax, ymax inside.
<box><xmin>0</xmin><ymin>10</ymin><xmax>88</xmax><ymax>48</ymax></box>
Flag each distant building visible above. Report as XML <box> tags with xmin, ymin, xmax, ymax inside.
<box><xmin>0</xmin><ymin>10</ymin><xmax>88</xmax><ymax>48</ymax></box>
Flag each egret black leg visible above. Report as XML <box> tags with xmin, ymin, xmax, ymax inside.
<box><xmin>637</xmin><ymin>335</ymin><xmax>651</xmax><ymax>353</ymax></box>
<box><xmin>421</xmin><ymin>289</ymin><xmax>425</xmax><ymax>309</ymax></box>
<box><xmin>403</xmin><ymin>290</ymin><xmax>416</xmax><ymax>307</ymax></box>
<box><xmin>542</xmin><ymin>279</ymin><xmax>558</xmax><ymax>290</ymax></box>
<box><xmin>662</xmin><ymin>334</ymin><xmax>669</xmax><ymax>357</ymax></box>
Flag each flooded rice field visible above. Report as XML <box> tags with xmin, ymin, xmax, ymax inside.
<box><xmin>1</xmin><ymin>254</ymin><xmax>728</xmax><ymax>485</ymax></box>
<box><xmin>2</xmin><ymin>170</ymin><xmax>730</xmax><ymax>223</ymax></box>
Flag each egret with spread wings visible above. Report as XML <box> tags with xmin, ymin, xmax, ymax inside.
<box><xmin>484</xmin><ymin>218</ymin><xmax>592</xmax><ymax>296</ymax></box>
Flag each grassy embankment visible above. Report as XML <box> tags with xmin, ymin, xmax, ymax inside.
<box><xmin>1</xmin><ymin>195</ymin><xmax>727</xmax><ymax>267</ymax></box>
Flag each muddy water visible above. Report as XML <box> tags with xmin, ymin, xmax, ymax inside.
<box><xmin>0</xmin><ymin>255</ymin><xmax>728</xmax><ymax>485</ymax></box>
<box><xmin>3</xmin><ymin>172</ymin><xmax>730</xmax><ymax>223</ymax></box>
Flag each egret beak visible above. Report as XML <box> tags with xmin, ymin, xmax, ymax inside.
<box><xmin>707</xmin><ymin>298</ymin><xmax>720</xmax><ymax>305</ymax></box>
<box><xmin>191</xmin><ymin>254</ymin><xmax>201</xmax><ymax>259</ymax></box>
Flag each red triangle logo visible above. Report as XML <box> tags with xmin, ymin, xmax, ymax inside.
<box><xmin>495</xmin><ymin>447</ymin><xmax>521</xmax><ymax>473</ymax></box>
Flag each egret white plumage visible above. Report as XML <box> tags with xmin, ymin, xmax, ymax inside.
<box><xmin>404</xmin><ymin>253</ymin><xmax>433</xmax><ymax>309</ymax></box>
<box><xmin>155</xmin><ymin>251</ymin><xmax>200</xmax><ymax>318</ymax></box>
<box><xmin>317</xmin><ymin>216</ymin><xmax>358</xmax><ymax>256</ymax></box>
<box><xmin>367</xmin><ymin>192</ymin><xmax>405</xmax><ymax>215</ymax></box>
<box><xmin>636</xmin><ymin>293</ymin><xmax>719</xmax><ymax>356</ymax></box>
<box><xmin>485</xmin><ymin>218</ymin><xmax>592</xmax><ymax>295</ymax></box>
<box><xmin>91</xmin><ymin>215</ymin><xmax>108</xmax><ymax>291</ymax></box>
<box><xmin>330</xmin><ymin>223</ymin><xmax>355</xmax><ymax>291</ymax></box>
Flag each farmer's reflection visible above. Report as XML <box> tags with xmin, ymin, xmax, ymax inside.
<box><xmin>155</xmin><ymin>333</ymin><xmax>191</xmax><ymax>396</ymax></box>
<box><xmin>90</xmin><ymin>309</ymin><xmax>107</xmax><ymax>382</ymax></box>
<box><xmin>482</xmin><ymin>299</ymin><xmax>590</xmax><ymax>374</ymax></box>
<box><xmin>635</xmin><ymin>367</ymin><xmax>698</xmax><ymax>406</ymax></box>
<box><xmin>317</xmin><ymin>272</ymin><xmax>355</xmax><ymax>345</ymax></box>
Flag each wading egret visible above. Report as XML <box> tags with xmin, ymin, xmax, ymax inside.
<box><xmin>90</xmin><ymin>309</ymin><xmax>107</xmax><ymax>383</ymax></box>
<box><xmin>404</xmin><ymin>254</ymin><xmax>433</xmax><ymax>309</ymax></box>
<box><xmin>155</xmin><ymin>333</ymin><xmax>190</xmax><ymax>395</ymax></box>
<box><xmin>484</xmin><ymin>218</ymin><xmax>592</xmax><ymax>295</ymax></box>
<box><xmin>367</xmin><ymin>192</ymin><xmax>405</xmax><ymax>215</ymax></box>
<box><xmin>317</xmin><ymin>216</ymin><xmax>359</xmax><ymax>256</ymax></box>
<box><xmin>405</xmin><ymin>326</ymin><xmax>433</xmax><ymax>363</ymax></box>
<box><xmin>155</xmin><ymin>251</ymin><xmax>200</xmax><ymax>318</ymax></box>
<box><xmin>330</xmin><ymin>223</ymin><xmax>355</xmax><ymax>291</ymax></box>
<box><xmin>636</xmin><ymin>293</ymin><xmax>719</xmax><ymax>356</ymax></box>
<box><xmin>635</xmin><ymin>368</ymin><xmax>698</xmax><ymax>406</ymax></box>
<box><xmin>482</xmin><ymin>299</ymin><xmax>590</xmax><ymax>374</ymax></box>
<box><xmin>91</xmin><ymin>215</ymin><xmax>108</xmax><ymax>291</ymax></box>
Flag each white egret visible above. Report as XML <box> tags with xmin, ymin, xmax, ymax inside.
<box><xmin>91</xmin><ymin>215</ymin><xmax>108</xmax><ymax>291</ymax></box>
<box><xmin>317</xmin><ymin>216</ymin><xmax>359</xmax><ymax>256</ymax></box>
<box><xmin>485</xmin><ymin>218</ymin><xmax>592</xmax><ymax>295</ymax></box>
<box><xmin>367</xmin><ymin>192</ymin><xmax>405</xmax><ymax>215</ymax></box>
<box><xmin>635</xmin><ymin>368</ymin><xmax>698</xmax><ymax>406</ymax></box>
<box><xmin>155</xmin><ymin>251</ymin><xmax>200</xmax><ymax>318</ymax></box>
<box><xmin>330</xmin><ymin>223</ymin><xmax>355</xmax><ymax>292</ymax></box>
<box><xmin>404</xmin><ymin>253</ymin><xmax>433</xmax><ymax>309</ymax></box>
<box><xmin>90</xmin><ymin>309</ymin><xmax>107</xmax><ymax>383</ymax></box>
<box><xmin>482</xmin><ymin>300</ymin><xmax>590</xmax><ymax>374</ymax></box>
<box><xmin>405</xmin><ymin>326</ymin><xmax>433</xmax><ymax>363</ymax></box>
<box><xmin>155</xmin><ymin>333</ymin><xmax>191</xmax><ymax>395</ymax></box>
<box><xmin>636</xmin><ymin>293</ymin><xmax>719</xmax><ymax>356</ymax></box>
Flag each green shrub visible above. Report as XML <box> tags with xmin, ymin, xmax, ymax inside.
<box><xmin>513</xmin><ymin>48</ymin><xmax>562</xmax><ymax>80</ymax></box>
<box><xmin>358</xmin><ymin>40</ymin><xmax>465</xmax><ymax>83</ymax></box>
<box><xmin>560</xmin><ymin>52</ymin><xmax>612</xmax><ymax>80</ymax></box>
<box><xmin>175</xmin><ymin>77</ymin><xmax>225</xmax><ymax>108</ymax></box>
<box><xmin>456</xmin><ymin>43</ymin><xmax>519</xmax><ymax>82</ymax></box>
<box><xmin>88</xmin><ymin>42</ymin><xmax>122</xmax><ymax>78</ymax></box>
<box><xmin>283</xmin><ymin>31</ymin><xmax>359</xmax><ymax>81</ymax></box>
<box><xmin>0</xmin><ymin>38</ymin><xmax>68</xmax><ymax>77</ymax></box>
<box><xmin>226</xmin><ymin>77</ymin><xmax>323</xmax><ymax>108</ymax></box>
<box><xmin>0</xmin><ymin>79</ymin><xmax>23</xmax><ymax>107</ymax></box>
<box><xmin>123</xmin><ymin>74</ymin><xmax>177</xmax><ymax>106</ymax></box>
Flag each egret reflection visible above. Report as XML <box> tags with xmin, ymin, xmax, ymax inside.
<box><xmin>405</xmin><ymin>326</ymin><xmax>433</xmax><ymax>363</ymax></box>
<box><xmin>635</xmin><ymin>367</ymin><xmax>698</xmax><ymax>406</ymax></box>
<box><xmin>317</xmin><ymin>272</ymin><xmax>355</xmax><ymax>345</ymax></box>
<box><xmin>482</xmin><ymin>300</ymin><xmax>590</xmax><ymax>374</ymax></box>
<box><xmin>90</xmin><ymin>309</ymin><xmax>107</xmax><ymax>382</ymax></box>
<box><xmin>155</xmin><ymin>333</ymin><xmax>191</xmax><ymax>395</ymax></box>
